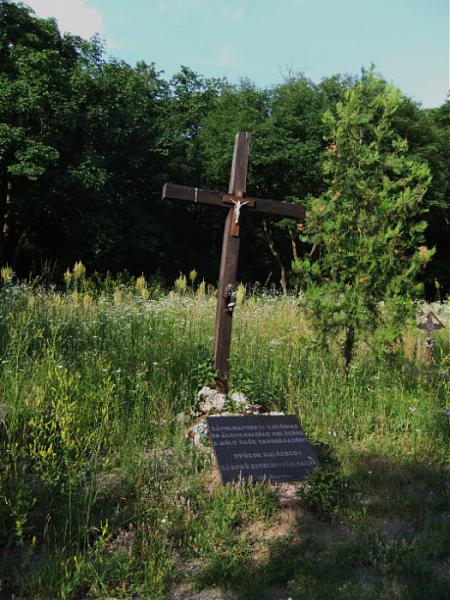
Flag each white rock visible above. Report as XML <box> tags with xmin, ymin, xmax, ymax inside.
<box><xmin>197</xmin><ymin>386</ymin><xmax>214</xmax><ymax>399</ymax></box>
<box><xmin>230</xmin><ymin>392</ymin><xmax>248</xmax><ymax>408</ymax></box>
<box><xmin>195</xmin><ymin>386</ymin><xmax>226</xmax><ymax>414</ymax></box>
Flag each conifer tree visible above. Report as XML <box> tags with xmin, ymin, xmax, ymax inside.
<box><xmin>296</xmin><ymin>72</ymin><xmax>433</xmax><ymax>371</ymax></box>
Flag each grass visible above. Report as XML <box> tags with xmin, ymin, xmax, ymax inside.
<box><xmin>0</xmin><ymin>273</ymin><xmax>449</xmax><ymax>599</ymax></box>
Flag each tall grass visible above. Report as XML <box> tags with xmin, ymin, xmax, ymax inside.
<box><xmin>0</xmin><ymin>276</ymin><xmax>448</xmax><ymax>598</ymax></box>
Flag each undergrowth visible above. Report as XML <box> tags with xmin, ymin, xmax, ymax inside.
<box><xmin>0</xmin><ymin>272</ymin><xmax>448</xmax><ymax>599</ymax></box>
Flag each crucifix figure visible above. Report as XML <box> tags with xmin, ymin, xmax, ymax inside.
<box><xmin>232</xmin><ymin>199</ymin><xmax>248</xmax><ymax>225</ymax></box>
<box><xmin>418</xmin><ymin>311</ymin><xmax>444</xmax><ymax>365</ymax></box>
<box><xmin>162</xmin><ymin>132</ymin><xmax>305</xmax><ymax>391</ymax></box>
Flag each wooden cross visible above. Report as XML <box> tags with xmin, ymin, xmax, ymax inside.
<box><xmin>162</xmin><ymin>132</ymin><xmax>305</xmax><ymax>391</ymax></box>
<box><xmin>418</xmin><ymin>311</ymin><xmax>445</xmax><ymax>365</ymax></box>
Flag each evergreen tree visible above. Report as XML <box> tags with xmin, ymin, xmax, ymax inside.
<box><xmin>296</xmin><ymin>72</ymin><xmax>433</xmax><ymax>370</ymax></box>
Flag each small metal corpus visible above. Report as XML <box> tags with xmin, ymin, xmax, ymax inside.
<box><xmin>232</xmin><ymin>199</ymin><xmax>249</xmax><ymax>225</ymax></box>
<box><xmin>225</xmin><ymin>285</ymin><xmax>237</xmax><ymax>313</ymax></box>
<box><xmin>223</xmin><ymin>189</ymin><xmax>255</xmax><ymax>237</ymax></box>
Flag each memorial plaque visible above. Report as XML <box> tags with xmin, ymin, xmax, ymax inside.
<box><xmin>207</xmin><ymin>415</ymin><xmax>319</xmax><ymax>484</ymax></box>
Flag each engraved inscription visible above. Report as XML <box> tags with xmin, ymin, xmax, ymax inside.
<box><xmin>207</xmin><ymin>415</ymin><xmax>319</xmax><ymax>484</ymax></box>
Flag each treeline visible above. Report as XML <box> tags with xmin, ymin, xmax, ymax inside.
<box><xmin>1</xmin><ymin>1</ymin><xmax>449</xmax><ymax>294</ymax></box>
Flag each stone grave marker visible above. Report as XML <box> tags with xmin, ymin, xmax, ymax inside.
<box><xmin>207</xmin><ymin>414</ymin><xmax>319</xmax><ymax>484</ymax></box>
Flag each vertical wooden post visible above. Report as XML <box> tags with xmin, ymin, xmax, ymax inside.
<box><xmin>163</xmin><ymin>132</ymin><xmax>305</xmax><ymax>391</ymax></box>
<box><xmin>213</xmin><ymin>132</ymin><xmax>251</xmax><ymax>391</ymax></box>
<box><xmin>424</xmin><ymin>343</ymin><xmax>432</xmax><ymax>366</ymax></box>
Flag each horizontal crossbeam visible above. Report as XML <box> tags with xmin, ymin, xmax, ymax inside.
<box><xmin>162</xmin><ymin>183</ymin><xmax>305</xmax><ymax>221</ymax></box>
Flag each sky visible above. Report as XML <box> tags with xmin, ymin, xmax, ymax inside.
<box><xmin>23</xmin><ymin>0</ymin><xmax>449</xmax><ymax>107</ymax></box>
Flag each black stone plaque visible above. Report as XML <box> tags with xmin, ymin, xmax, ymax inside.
<box><xmin>207</xmin><ymin>415</ymin><xmax>319</xmax><ymax>484</ymax></box>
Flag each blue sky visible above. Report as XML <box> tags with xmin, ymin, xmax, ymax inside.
<box><xmin>25</xmin><ymin>0</ymin><xmax>449</xmax><ymax>107</ymax></box>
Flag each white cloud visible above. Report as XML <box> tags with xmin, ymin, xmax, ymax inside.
<box><xmin>197</xmin><ymin>44</ymin><xmax>244</xmax><ymax>69</ymax></box>
<box><xmin>158</xmin><ymin>0</ymin><xmax>202</xmax><ymax>14</ymax></box>
<box><xmin>224</xmin><ymin>6</ymin><xmax>244</xmax><ymax>21</ymax></box>
<box><xmin>223</xmin><ymin>6</ymin><xmax>244</xmax><ymax>21</ymax></box>
<box><xmin>198</xmin><ymin>44</ymin><xmax>238</xmax><ymax>68</ymax></box>
<box><xmin>216</xmin><ymin>45</ymin><xmax>235</xmax><ymax>67</ymax></box>
<box><xmin>25</xmin><ymin>0</ymin><xmax>103</xmax><ymax>39</ymax></box>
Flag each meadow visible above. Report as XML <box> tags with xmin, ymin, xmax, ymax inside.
<box><xmin>0</xmin><ymin>269</ymin><xmax>449</xmax><ymax>599</ymax></box>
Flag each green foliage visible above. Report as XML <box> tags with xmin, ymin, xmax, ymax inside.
<box><xmin>1</xmin><ymin>3</ymin><xmax>450</xmax><ymax>295</ymax></box>
<box><xmin>297</xmin><ymin>72</ymin><xmax>433</xmax><ymax>367</ymax></box>
<box><xmin>0</xmin><ymin>284</ymin><xmax>448</xmax><ymax>596</ymax></box>
<box><xmin>0</xmin><ymin>1</ymin><xmax>169</xmax><ymax>276</ymax></box>
<box><xmin>299</xmin><ymin>463</ymin><xmax>363</xmax><ymax>520</ymax></box>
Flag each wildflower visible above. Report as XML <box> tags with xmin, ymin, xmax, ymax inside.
<box><xmin>236</xmin><ymin>282</ymin><xmax>246</xmax><ymax>306</ymax></box>
<box><xmin>136</xmin><ymin>274</ymin><xmax>147</xmax><ymax>291</ymax></box>
<box><xmin>188</xmin><ymin>269</ymin><xmax>197</xmax><ymax>286</ymax></box>
<box><xmin>73</xmin><ymin>261</ymin><xmax>86</xmax><ymax>281</ymax></box>
<box><xmin>136</xmin><ymin>274</ymin><xmax>150</xmax><ymax>300</ymax></box>
<box><xmin>0</xmin><ymin>266</ymin><xmax>13</xmax><ymax>284</ymax></box>
<box><xmin>83</xmin><ymin>293</ymin><xmax>92</xmax><ymax>307</ymax></box>
<box><xmin>64</xmin><ymin>269</ymin><xmax>72</xmax><ymax>287</ymax></box>
<box><xmin>197</xmin><ymin>279</ymin><xmax>206</xmax><ymax>298</ymax></box>
<box><xmin>174</xmin><ymin>273</ymin><xmax>187</xmax><ymax>294</ymax></box>
<box><xmin>113</xmin><ymin>289</ymin><xmax>122</xmax><ymax>305</ymax></box>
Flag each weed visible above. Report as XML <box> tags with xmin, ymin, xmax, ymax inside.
<box><xmin>0</xmin><ymin>280</ymin><xmax>448</xmax><ymax>597</ymax></box>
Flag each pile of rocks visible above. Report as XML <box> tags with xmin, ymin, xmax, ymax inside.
<box><xmin>194</xmin><ymin>386</ymin><xmax>257</xmax><ymax>416</ymax></box>
<box><xmin>178</xmin><ymin>387</ymin><xmax>284</xmax><ymax>447</ymax></box>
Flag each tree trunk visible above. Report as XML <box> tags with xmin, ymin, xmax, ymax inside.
<box><xmin>12</xmin><ymin>230</ymin><xmax>27</xmax><ymax>271</ymax></box>
<box><xmin>263</xmin><ymin>219</ymin><xmax>287</xmax><ymax>295</ymax></box>
<box><xmin>289</xmin><ymin>227</ymin><xmax>299</xmax><ymax>262</ymax></box>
